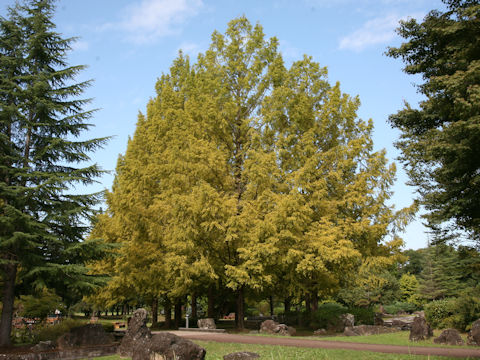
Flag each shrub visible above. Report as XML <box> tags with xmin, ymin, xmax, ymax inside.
<box><xmin>20</xmin><ymin>288</ymin><xmax>65</xmax><ymax>320</ymax></box>
<box><xmin>101</xmin><ymin>322</ymin><xmax>114</xmax><ymax>333</ymax></box>
<box><xmin>309</xmin><ymin>303</ymin><xmax>347</xmax><ymax>330</ymax></box>
<box><xmin>347</xmin><ymin>307</ymin><xmax>374</xmax><ymax>325</ymax></box>
<box><xmin>33</xmin><ymin>318</ymin><xmax>86</xmax><ymax>342</ymax></box>
<box><xmin>424</xmin><ymin>298</ymin><xmax>454</xmax><ymax>329</ymax></box>
<box><xmin>384</xmin><ymin>301</ymin><xmax>417</xmax><ymax>315</ymax></box>
<box><xmin>441</xmin><ymin>295</ymin><xmax>480</xmax><ymax>331</ymax></box>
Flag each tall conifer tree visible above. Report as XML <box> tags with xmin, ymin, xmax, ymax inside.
<box><xmin>0</xmin><ymin>0</ymin><xmax>107</xmax><ymax>345</ymax></box>
<box><xmin>92</xmin><ymin>17</ymin><xmax>413</xmax><ymax>329</ymax></box>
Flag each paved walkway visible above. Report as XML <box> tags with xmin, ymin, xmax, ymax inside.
<box><xmin>164</xmin><ymin>331</ymin><xmax>480</xmax><ymax>358</ymax></box>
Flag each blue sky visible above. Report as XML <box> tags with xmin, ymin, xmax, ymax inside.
<box><xmin>3</xmin><ymin>0</ymin><xmax>447</xmax><ymax>249</ymax></box>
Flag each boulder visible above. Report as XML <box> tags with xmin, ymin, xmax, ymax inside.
<box><xmin>467</xmin><ymin>319</ymin><xmax>480</xmax><ymax>346</ymax></box>
<box><xmin>374</xmin><ymin>313</ymin><xmax>384</xmax><ymax>326</ymax></box>
<box><xmin>343</xmin><ymin>325</ymin><xmax>398</xmax><ymax>336</ymax></box>
<box><xmin>259</xmin><ymin>320</ymin><xmax>294</xmax><ymax>336</ymax></box>
<box><xmin>119</xmin><ymin>308</ymin><xmax>206</xmax><ymax>359</ymax></box>
<box><xmin>414</xmin><ymin>311</ymin><xmax>425</xmax><ymax>318</ymax></box>
<box><xmin>434</xmin><ymin>329</ymin><xmax>465</xmax><ymax>346</ymax></box>
<box><xmin>341</xmin><ymin>313</ymin><xmax>355</xmax><ymax>328</ymax></box>
<box><xmin>313</xmin><ymin>328</ymin><xmax>327</xmax><ymax>336</ymax></box>
<box><xmin>133</xmin><ymin>332</ymin><xmax>206</xmax><ymax>360</ymax></box>
<box><xmin>197</xmin><ymin>318</ymin><xmax>216</xmax><ymax>329</ymax></box>
<box><xmin>118</xmin><ymin>308</ymin><xmax>150</xmax><ymax>357</ymax></box>
<box><xmin>409</xmin><ymin>316</ymin><xmax>433</xmax><ymax>342</ymax></box>
<box><xmin>32</xmin><ymin>340</ymin><xmax>55</xmax><ymax>352</ymax></box>
<box><xmin>223</xmin><ymin>351</ymin><xmax>260</xmax><ymax>360</ymax></box>
<box><xmin>56</xmin><ymin>324</ymin><xmax>113</xmax><ymax>349</ymax></box>
<box><xmin>392</xmin><ymin>319</ymin><xmax>411</xmax><ymax>330</ymax></box>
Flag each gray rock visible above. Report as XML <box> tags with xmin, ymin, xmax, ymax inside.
<box><xmin>133</xmin><ymin>332</ymin><xmax>206</xmax><ymax>360</ymax></box>
<box><xmin>197</xmin><ymin>318</ymin><xmax>216</xmax><ymax>329</ymax></box>
<box><xmin>32</xmin><ymin>340</ymin><xmax>56</xmax><ymax>352</ymax></box>
<box><xmin>313</xmin><ymin>328</ymin><xmax>327</xmax><ymax>336</ymax></box>
<box><xmin>434</xmin><ymin>329</ymin><xmax>465</xmax><ymax>346</ymax></box>
<box><xmin>259</xmin><ymin>320</ymin><xmax>294</xmax><ymax>336</ymax></box>
<box><xmin>409</xmin><ymin>316</ymin><xmax>433</xmax><ymax>342</ymax></box>
<box><xmin>223</xmin><ymin>351</ymin><xmax>260</xmax><ymax>360</ymax></box>
<box><xmin>118</xmin><ymin>308</ymin><xmax>150</xmax><ymax>357</ymax></box>
<box><xmin>341</xmin><ymin>313</ymin><xmax>355</xmax><ymax>328</ymax></box>
<box><xmin>119</xmin><ymin>308</ymin><xmax>206</xmax><ymax>360</ymax></box>
<box><xmin>468</xmin><ymin>319</ymin><xmax>480</xmax><ymax>346</ymax></box>
<box><xmin>56</xmin><ymin>324</ymin><xmax>113</xmax><ymax>349</ymax></box>
<box><xmin>374</xmin><ymin>313</ymin><xmax>384</xmax><ymax>326</ymax></box>
<box><xmin>392</xmin><ymin>319</ymin><xmax>411</xmax><ymax>330</ymax></box>
<box><xmin>343</xmin><ymin>325</ymin><xmax>398</xmax><ymax>336</ymax></box>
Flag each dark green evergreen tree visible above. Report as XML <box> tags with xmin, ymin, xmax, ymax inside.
<box><xmin>387</xmin><ymin>0</ymin><xmax>480</xmax><ymax>241</ymax></box>
<box><xmin>0</xmin><ymin>0</ymin><xmax>108</xmax><ymax>345</ymax></box>
<box><xmin>419</xmin><ymin>244</ymin><xmax>463</xmax><ymax>301</ymax></box>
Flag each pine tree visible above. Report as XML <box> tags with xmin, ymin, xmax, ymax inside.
<box><xmin>0</xmin><ymin>0</ymin><xmax>108</xmax><ymax>345</ymax></box>
<box><xmin>387</xmin><ymin>0</ymin><xmax>480</xmax><ymax>240</ymax></box>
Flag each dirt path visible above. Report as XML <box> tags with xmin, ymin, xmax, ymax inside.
<box><xmin>166</xmin><ymin>331</ymin><xmax>480</xmax><ymax>358</ymax></box>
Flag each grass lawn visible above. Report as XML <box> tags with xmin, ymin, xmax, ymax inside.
<box><xmin>84</xmin><ymin>340</ymin><xmax>469</xmax><ymax>360</ymax></box>
<box><xmin>318</xmin><ymin>330</ymin><xmax>471</xmax><ymax>348</ymax></box>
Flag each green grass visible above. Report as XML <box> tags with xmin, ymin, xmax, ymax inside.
<box><xmin>84</xmin><ymin>340</ymin><xmax>470</xmax><ymax>360</ymax></box>
<box><xmin>319</xmin><ymin>330</ymin><xmax>471</xmax><ymax>348</ymax></box>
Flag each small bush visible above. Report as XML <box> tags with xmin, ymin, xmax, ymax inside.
<box><xmin>440</xmin><ymin>295</ymin><xmax>480</xmax><ymax>331</ymax></box>
<box><xmin>33</xmin><ymin>318</ymin><xmax>86</xmax><ymax>342</ymax></box>
<box><xmin>347</xmin><ymin>307</ymin><xmax>374</xmax><ymax>325</ymax></box>
<box><xmin>424</xmin><ymin>298</ymin><xmax>453</xmax><ymax>329</ymax></box>
<box><xmin>309</xmin><ymin>303</ymin><xmax>347</xmax><ymax>330</ymax></box>
<box><xmin>102</xmin><ymin>322</ymin><xmax>114</xmax><ymax>333</ymax></box>
<box><xmin>384</xmin><ymin>302</ymin><xmax>417</xmax><ymax>315</ymax></box>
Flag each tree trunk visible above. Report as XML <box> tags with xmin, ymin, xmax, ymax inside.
<box><xmin>235</xmin><ymin>287</ymin><xmax>245</xmax><ymax>329</ymax></box>
<box><xmin>191</xmin><ymin>293</ymin><xmax>197</xmax><ymax>319</ymax></box>
<box><xmin>207</xmin><ymin>285</ymin><xmax>215</xmax><ymax>318</ymax></box>
<box><xmin>174</xmin><ymin>299</ymin><xmax>182</xmax><ymax>329</ymax></box>
<box><xmin>0</xmin><ymin>263</ymin><xmax>17</xmax><ymax>346</ymax></box>
<box><xmin>311</xmin><ymin>292</ymin><xmax>318</xmax><ymax>312</ymax></box>
<box><xmin>164</xmin><ymin>298</ymin><xmax>172</xmax><ymax>329</ymax></box>
<box><xmin>284</xmin><ymin>297</ymin><xmax>291</xmax><ymax>313</ymax></box>
<box><xmin>269</xmin><ymin>295</ymin><xmax>274</xmax><ymax>316</ymax></box>
<box><xmin>151</xmin><ymin>297</ymin><xmax>158</xmax><ymax>328</ymax></box>
<box><xmin>305</xmin><ymin>293</ymin><xmax>311</xmax><ymax>314</ymax></box>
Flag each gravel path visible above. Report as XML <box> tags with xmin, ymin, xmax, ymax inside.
<box><xmin>165</xmin><ymin>331</ymin><xmax>480</xmax><ymax>358</ymax></box>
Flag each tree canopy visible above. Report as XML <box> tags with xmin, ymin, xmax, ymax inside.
<box><xmin>387</xmin><ymin>0</ymin><xmax>480</xmax><ymax>242</ymax></box>
<box><xmin>0</xmin><ymin>0</ymin><xmax>108</xmax><ymax>345</ymax></box>
<box><xmin>91</xmin><ymin>17</ymin><xmax>413</xmax><ymax>328</ymax></box>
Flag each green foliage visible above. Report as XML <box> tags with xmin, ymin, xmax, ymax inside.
<box><xmin>441</xmin><ymin>295</ymin><xmax>480</xmax><ymax>331</ymax></box>
<box><xmin>101</xmin><ymin>322</ymin><xmax>115</xmax><ymax>333</ymax></box>
<box><xmin>32</xmin><ymin>318</ymin><xmax>86</xmax><ymax>343</ymax></box>
<box><xmin>387</xmin><ymin>0</ymin><xmax>480</xmax><ymax>239</ymax></box>
<box><xmin>383</xmin><ymin>301</ymin><xmax>417</xmax><ymax>315</ymax></box>
<box><xmin>424</xmin><ymin>295</ymin><xmax>480</xmax><ymax>331</ymax></box>
<box><xmin>399</xmin><ymin>273</ymin><xmax>421</xmax><ymax>306</ymax></box>
<box><xmin>424</xmin><ymin>298</ymin><xmax>454</xmax><ymax>329</ymax></box>
<box><xmin>419</xmin><ymin>245</ymin><xmax>463</xmax><ymax>301</ymax></box>
<box><xmin>347</xmin><ymin>307</ymin><xmax>375</xmax><ymax>325</ymax></box>
<box><xmin>309</xmin><ymin>303</ymin><xmax>347</xmax><ymax>330</ymax></box>
<box><xmin>399</xmin><ymin>249</ymin><xmax>427</xmax><ymax>276</ymax></box>
<box><xmin>0</xmin><ymin>0</ymin><xmax>109</xmax><ymax>345</ymax></box>
<box><xmin>90</xmin><ymin>16</ymin><xmax>413</xmax><ymax>329</ymax></box>
<box><xmin>20</xmin><ymin>289</ymin><xmax>65</xmax><ymax>320</ymax></box>
<box><xmin>337</xmin><ymin>269</ymin><xmax>402</xmax><ymax>307</ymax></box>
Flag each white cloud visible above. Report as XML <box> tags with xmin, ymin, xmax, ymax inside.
<box><xmin>71</xmin><ymin>39</ymin><xmax>89</xmax><ymax>51</ymax></box>
<box><xmin>101</xmin><ymin>0</ymin><xmax>203</xmax><ymax>44</ymax></box>
<box><xmin>279</xmin><ymin>39</ymin><xmax>302</xmax><ymax>62</ymax></box>
<box><xmin>175</xmin><ymin>41</ymin><xmax>203</xmax><ymax>57</ymax></box>
<box><xmin>339</xmin><ymin>13</ymin><xmax>423</xmax><ymax>52</ymax></box>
